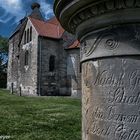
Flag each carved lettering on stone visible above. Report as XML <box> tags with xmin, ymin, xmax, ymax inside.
<box><xmin>104</xmin><ymin>33</ymin><xmax>119</xmax><ymax>50</ymax></box>
<box><xmin>81</xmin><ymin>32</ymin><xmax>119</xmax><ymax>58</ymax></box>
<box><xmin>82</xmin><ymin>58</ymin><xmax>140</xmax><ymax>139</ymax></box>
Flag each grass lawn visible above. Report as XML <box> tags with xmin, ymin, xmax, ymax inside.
<box><xmin>0</xmin><ymin>89</ymin><xmax>81</xmax><ymax>140</ymax></box>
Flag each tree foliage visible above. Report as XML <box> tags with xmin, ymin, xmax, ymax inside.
<box><xmin>0</xmin><ymin>36</ymin><xmax>8</xmax><ymax>52</ymax></box>
<box><xmin>0</xmin><ymin>35</ymin><xmax>8</xmax><ymax>88</ymax></box>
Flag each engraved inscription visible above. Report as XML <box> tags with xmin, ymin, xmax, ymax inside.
<box><xmin>82</xmin><ymin>58</ymin><xmax>140</xmax><ymax>139</ymax></box>
<box><xmin>115</xmin><ymin>124</ymin><xmax>140</xmax><ymax>140</ymax></box>
<box><xmin>92</xmin><ymin>106</ymin><xmax>139</xmax><ymax>123</ymax></box>
<box><xmin>107</xmin><ymin>88</ymin><xmax>140</xmax><ymax>105</ymax></box>
<box><xmin>104</xmin><ymin>33</ymin><xmax>119</xmax><ymax>50</ymax></box>
<box><xmin>89</xmin><ymin>122</ymin><xmax>140</xmax><ymax>140</ymax></box>
<box><xmin>81</xmin><ymin>32</ymin><xmax>119</xmax><ymax>57</ymax></box>
<box><xmin>94</xmin><ymin>70</ymin><xmax>124</xmax><ymax>87</ymax></box>
<box><xmin>81</xmin><ymin>38</ymin><xmax>99</xmax><ymax>57</ymax></box>
<box><xmin>94</xmin><ymin>69</ymin><xmax>140</xmax><ymax>89</ymax></box>
<box><xmin>129</xmin><ymin>70</ymin><xmax>140</xmax><ymax>90</ymax></box>
<box><xmin>89</xmin><ymin>121</ymin><xmax>111</xmax><ymax>137</ymax></box>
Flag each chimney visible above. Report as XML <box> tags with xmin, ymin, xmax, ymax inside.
<box><xmin>30</xmin><ymin>2</ymin><xmax>44</xmax><ymax>20</ymax></box>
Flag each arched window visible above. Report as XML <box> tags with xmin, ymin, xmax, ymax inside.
<box><xmin>25</xmin><ymin>51</ymin><xmax>29</xmax><ymax>66</ymax></box>
<box><xmin>49</xmin><ymin>55</ymin><xmax>55</xmax><ymax>72</ymax></box>
<box><xmin>30</xmin><ymin>27</ymin><xmax>32</xmax><ymax>41</ymax></box>
<box><xmin>27</xmin><ymin>29</ymin><xmax>29</xmax><ymax>43</ymax></box>
<box><xmin>24</xmin><ymin>31</ymin><xmax>26</xmax><ymax>44</ymax></box>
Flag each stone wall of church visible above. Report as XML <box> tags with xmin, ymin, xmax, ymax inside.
<box><xmin>18</xmin><ymin>20</ymin><xmax>38</xmax><ymax>96</ymax></box>
<box><xmin>7</xmin><ymin>20</ymin><xmax>81</xmax><ymax>97</ymax></box>
<box><xmin>7</xmin><ymin>18</ymin><xmax>27</xmax><ymax>94</ymax></box>
<box><xmin>7</xmin><ymin>33</ymin><xmax>19</xmax><ymax>92</ymax></box>
<box><xmin>38</xmin><ymin>37</ymin><xmax>68</xmax><ymax>96</ymax></box>
<box><xmin>66</xmin><ymin>49</ymin><xmax>81</xmax><ymax>97</ymax></box>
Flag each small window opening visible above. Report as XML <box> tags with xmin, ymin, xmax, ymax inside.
<box><xmin>24</xmin><ymin>31</ymin><xmax>26</xmax><ymax>44</ymax></box>
<box><xmin>30</xmin><ymin>27</ymin><xmax>32</xmax><ymax>41</ymax></box>
<box><xmin>27</xmin><ymin>29</ymin><xmax>30</xmax><ymax>43</ymax></box>
<box><xmin>25</xmin><ymin>51</ymin><xmax>29</xmax><ymax>66</ymax></box>
<box><xmin>49</xmin><ymin>55</ymin><xmax>55</xmax><ymax>72</ymax></box>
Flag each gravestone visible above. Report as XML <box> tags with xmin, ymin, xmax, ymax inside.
<box><xmin>54</xmin><ymin>0</ymin><xmax>140</xmax><ymax>139</ymax></box>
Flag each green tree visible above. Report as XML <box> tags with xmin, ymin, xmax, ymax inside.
<box><xmin>0</xmin><ymin>35</ymin><xmax>8</xmax><ymax>88</ymax></box>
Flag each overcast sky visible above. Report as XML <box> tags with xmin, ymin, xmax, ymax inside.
<box><xmin>0</xmin><ymin>0</ymin><xmax>54</xmax><ymax>37</ymax></box>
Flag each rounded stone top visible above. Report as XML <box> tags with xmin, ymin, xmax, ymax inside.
<box><xmin>54</xmin><ymin>0</ymin><xmax>140</xmax><ymax>39</ymax></box>
<box><xmin>31</xmin><ymin>2</ymin><xmax>40</xmax><ymax>10</ymax></box>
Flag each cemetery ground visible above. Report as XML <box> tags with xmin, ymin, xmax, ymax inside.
<box><xmin>0</xmin><ymin>89</ymin><xmax>81</xmax><ymax>140</ymax></box>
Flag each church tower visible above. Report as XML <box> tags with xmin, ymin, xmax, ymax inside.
<box><xmin>30</xmin><ymin>2</ymin><xmax>44</xmax><ymax>20</ymax></box>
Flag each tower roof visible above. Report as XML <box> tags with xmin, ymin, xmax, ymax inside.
<box><xmin>30</xmin><ymin>2</ymin><xmax>43</xmax><ymax>20</ymax></box>
<box><xmin>31</xmin><ymin>2</ymin><xmax>40</xmax><ymax>10</ymax></box>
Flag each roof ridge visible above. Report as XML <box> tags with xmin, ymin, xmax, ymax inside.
<box><xmin>29</xmin><ymin>16</ymin><xmax>59</xmax><ymax>26</ymax></box>
<box><xmin>29</xmin><ymin>16</ymin><xmax>64</xmax><ymax>39</ymax></box>
<box><xmin>46</xmin><ymin>17</ymin><xmax>57</xmax><ymax>22</ymax></box>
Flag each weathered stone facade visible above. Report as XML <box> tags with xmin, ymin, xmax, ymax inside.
<box><xmin>7</xmin><ymin>3</ymin><xmax>81</xmax><ymax>97</ymax></box>
<box><xmin>54</xmin><ymin>0</ymin><xmax>140</xmax><ymax>139</ymax></box>
<box><xmin>38</xmin><ymin>37</ymin><xmax>67</xmax><ymax>96</ymax></box>
<box><xmin>7</xmin><ymin>18</ymin><xmax>27</xmax><ymax>93</ymax></box>
<box><xmin>18</xmin><ymin>19</ymin><xmax>38</xmax><ymax>96</ymax></box>
<box><xmin>66</xmin><ymin>49</ymin><xmax>81</xmax><ymax>97</ymax></box>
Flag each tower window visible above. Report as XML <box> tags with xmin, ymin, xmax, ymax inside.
<box><xmin>24</xmin><ymin>27</ymin><xmax>32</xmax><ymax>44</ymax></box>
<box><xmin>25</xmin><ymin>51</ymin><xmax>29</xmax><ymax>66</ymax></box>
<box><xmin>24</xmin><ymin>31</ymin><xmax>26</xmax><ymax>44</ymax></box>
<box><xmin>49</xmin><ymin>55</ymin><xmax>55</xmax><ymax>72</ymax></box>
<box><xmin>27</xmin><ymin>28</ymin><xmax>30</xmax><ymax>43</ymax></box>
<box><xmin>30</xmin><ymin>27</ymin><xmax>32</xmax><ymax>41</ymax></box>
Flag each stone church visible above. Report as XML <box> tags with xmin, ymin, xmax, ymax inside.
<box><xmin>7</xmin><ymin>3</ymin><xmax>81</xmax><ymax>97</ymax></box>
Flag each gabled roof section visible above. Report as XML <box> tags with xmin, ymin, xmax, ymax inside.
<box><xmin>29</xmin><ymin>16</ymin><xmax>64</xmax><ymax>39</ymax></box>
<box><xmin>9</xmin><ymin>17</ymin><xmax>27</xmax><ymax>39</ymax></box>
<box><xmin>47</xmin><ymin>17</ymin><xmax>60</xmax><ymax>25</ymax></box>
<box><xmin>66</xmin><ymin>40</ymin><xmax>80</xmax><ymax>50</ymax></box>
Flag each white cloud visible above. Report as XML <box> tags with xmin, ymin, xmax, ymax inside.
<box><xmin>39</xmin><ymin>0</ymin><xmax>54</xmax><ymax>20</ymax></box>
<box><xmin>0</xmin><ymin>0</ymin><xmax>25</xmax><ymax>23</ymax></box>
<box><xmin>2</xmin><ymin>0</ymin><xmax>21</xmax><ymax>10</ymax></box>
<box><xmin>0</xmin><ymin>17</ymin><xmax>12</xmax><ymax>23</ymax></box>
<box><xmin>0</xmin><ymin>0</ymin><xmax>21</xmax><ymax>12</ymax></box>
<box><xmin>0</xmin><ymin>0</ymin><xmax>54</xmax><ymax>24</ymax></box>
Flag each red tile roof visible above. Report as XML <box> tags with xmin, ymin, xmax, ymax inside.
<box><xmin>29</xmin><ymin>17</ymin><xmax>64</xmax><ymax>39</ymax></box>
<box><xmin>67</xmin><ymin>40</ymin><xmax>80</xmax><ymax>49</ymax></box>
<box><xmin>47</xmin><ymin>17</ymin><xmax>60</xmax><ymax>25</ymax></box>
<box><xmin>29</xmin><ymin>16</ymin><xmax>80</xmax><ymax>49</ymax></box>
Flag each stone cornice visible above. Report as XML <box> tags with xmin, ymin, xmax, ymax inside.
<box><xmin>54</xmin><ymin>0</ymin><xmax>140</xmax><ymax>37</ymax></box>
<box><xmin>80</xmin><ymin>24</ymin><xmax>140</xmax><ymax>62</ymax></box>
<box><xmin>54</xmin><ymin>0</ymin><xmax>103</xmax><ymax>32</ymax></box>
